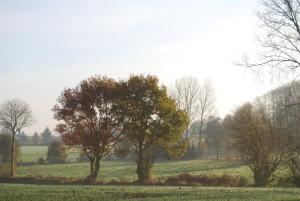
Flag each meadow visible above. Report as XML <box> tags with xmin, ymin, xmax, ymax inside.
<box><xmin>20</xmin><ymin>146</ymin><xmax>79</xmax><ymax>163</ymax></box>
<box><xmin>17</xmin><ymin>146</ymin><xmax>251</xmax><ymax>182</ymax></box>
<box><xmin>16</xmin><ymin>159</ymin><xmax>251</xmax><ymax>182</ymax></box>
<box><xmin>1</xmin><ymin>184</ymin><xmax>300</xmax><ymax>201</ymax></box>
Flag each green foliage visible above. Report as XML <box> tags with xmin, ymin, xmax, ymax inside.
<box><xmin>40</xmin><ymin>127</ymin><xmax>53</xmax><ymax>145</ymax></box>
<box><xmin>0</xmin><ymin>134</ymin><xmax>20</xmax><ymax>163</ymax></box>
<box><xmin>0</xmin><ymin>164</ymin><xmax>10</xmax><ymax>176</ymax></box>
<box><xmin>1</xmin><ymin>184</ymin><xmax>300</xmax><ymax>201</ymax></box>
<box><xmin>115</xmin><ymin>75</ymin><xmax>189</xmax><ymax>183</ymax></box>
<box><xmin>31</xmin><ymin>132</ymin><xmax>40</xmax><ymax>145</ymax></box>
<box><xmin>37</xmin><ymin>157</ymin><xmax>45</xmax><ymax>165</ymax></box>
<box><xmin>0</xmin><ymin>134</ymin><xmax>12</xmax><ymax>163</ymax></box>
<box><xmin>46</xmin><ymin>141</ymin><xmax>67</xmax><ymax>164</ymax></box>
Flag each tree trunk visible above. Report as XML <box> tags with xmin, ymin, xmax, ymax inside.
<box><xmin>254</xmin><ymin>172</ymin><xmax>267</xmax><ymax>187</ymax></box>
<box><xmin>199</xmin><ymin>119</ymin><xmax>204</xmax><ymax>159</ymax></box>
<box><xmin>186</xmin><ymin>126</ymin><xmax>189</xmax><ymax>141</ymax></box>
<box><xmin>90</xmin><ymin>157</ymin><xmax>95</xmax><ymax>176</ymax></box>
<box><xmin>137</xmin><ymin>151</ymin><xmax>145</xmax><ymax>184</ymax></box>
<box><xmin>136</xmin><ymin>151</ymin><xmax>152</xmax><ymax>184</ymax></box>
<box><xmin>92</xmin><ymin>156</ymin><xmax>101</xmax><ymax>179</ymax></box>
<box><xmin>10</xmin><ymin>133</ymin><xmax>16</xmax><ymax>177</ymax></box>
<box><xmin>89</xmin><ymin>156</ymin><xmax>101</xmax><ymax>180</ymax></box>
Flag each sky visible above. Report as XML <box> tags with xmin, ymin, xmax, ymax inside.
<box><xmin>0</xmin><ymin>0</ymin><xmax>282</xmax><ymax>134</ymax></box>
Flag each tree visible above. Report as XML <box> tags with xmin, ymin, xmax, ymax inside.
<box><xmin>41</xmin><ymin>127</ymin><xmax>53</xmax><ymax>145</ymax></box>
<box><xmin>229</xmin><ymin>103</ymin><xmax>286</xmax><ymax>186</ymax></box>
<box><xmin>0</xmin><ymin>99</ymin><xmax>34</xmax><ymax>176</ymax></box>
<box><xmin>198</xmin><ymin>79</ymin><xmax>215</xmax><ymax>157</ymax></box>
<box><xmin>222</xmin><ymin>114</ymin><xmax>237</xmax><ymax>160</ymax></box>
<box><xmin>32</xmin><ymin>132</ymin><xmax>40</xmax><ymax>145</ymax></box>
<box><xmin>171</xmin><ymin>76</ymin><xmax>200</xmax><ymax>140</ymax></box>
<box><xmin>115</xmin><ymin>75</ymin><xmax>188</xmax><ymax>183</ymax></box>
<box><xmin>257</xmin><ymin>81</ymin><xmax>300</xmax><ymax>185</ymax></box>
<box><xmin>205</xmin><ymin>116</ymin><xmax>223</xmax><ymax>160</ymax></box>
<box><xmin>46</xmin><ymin>141</ymin><xmax>67</xmax><ymax>163</ymax></box>
<box><xmin>244</xmin><ymin>0</ymin><xmax>300</xmax><ymax>75</ymax></box>
<box><xmin>53</xmin><ymin>75</ymin><xmax>124</xmax><ymax>180</ymax></box>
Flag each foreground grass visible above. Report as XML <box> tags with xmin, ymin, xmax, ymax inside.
<box><xmin>0</xmin><ymin>184</ymin><xmax>300</xmax><ymax>201</ymax></box>
<box><xmin>17</xmin><ymin>160</ymin><xmax>251</xmax><ymax>181</ymax></box>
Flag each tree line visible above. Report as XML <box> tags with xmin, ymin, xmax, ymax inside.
<box><xmin>13</xmin><ymin>127</ymin><xmax>59</xmax><ymax>146</ymax></box>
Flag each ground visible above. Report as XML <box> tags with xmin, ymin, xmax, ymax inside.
<box><xmin>18</xmin><ymin>146</ymin><xmax>251</xmax><ymax>181</ymax></box>
<box><xmin>1</xmin><ymin>184</ymin><xmax>300</xmax><ymax>201</ymax></box>
<box><xmin>0</xmin><ymin>146</ymin><xmax>297</xmax><ymax>200</ymax></box>
<box><xmin>16</xmin><ymin>160</ymin><xmax>251</xmax><ymax>182</ymax></box>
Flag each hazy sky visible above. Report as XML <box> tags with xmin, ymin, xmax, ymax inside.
<box><xmin>0</xmin><ymin>0</ymin><xmax>280</xmax><ymax>134</ymax></box>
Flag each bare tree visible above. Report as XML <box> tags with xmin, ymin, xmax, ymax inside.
<box><xmin>171</xmin><ymin>76</ymin><xmax>200</xmax><ymax>140</ymax></box>
<box><xmin>230</xmin><ymin>102</ymin><xmax>286</xmax><ymax>186</ymax></box>
<box><xmin>244</xmin><ymin>0</ymin><xmax>300</xmax><ymax>76</ymax></box>
<box><xmin>0</xmin><ymin>99</ymin><xmax>34</xmax><ymax>176</ymax></box>
<box><xmin>198</xmin><ymin>79</ymin><xmax>215</xmax><ymax>156</ymax></box>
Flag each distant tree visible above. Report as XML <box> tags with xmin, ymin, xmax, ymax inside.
<box><xmin>0</xmin><ymin>99</ymin><xmax>34</xmax><ymax>176</ymax></box>
<box><xmin>115</xmin><ymin>75</ymin><xmax>188</xmax><ymax>183</ymax></box>
<box><xmin>221</xmin><ymin>114</ymin><xmax>237</xmax><ymax>159</ymax></box>
<box><xmin>171</xmin><ymin>76</ymin><xmax>199</xmax><ymax>140</ymax></box>
<box><xmin>230</xmin><ymin>103</ymin><xmax>286</xmax><ymax>186</ymax></box>
<box><xmin>41</xmin><ymin>127</ymin><xmax>53</xmax><ymax>145</ymax></box>
<box><xmin>198</xmin><ymin>80</ymin><xmax>215</xmax><ymax>157</ymax></box>
<box><xmin>205</xmin><ymin>116</ymin><xmax>223</xmax><ymax>160</ymax></box>
<box><xmin>53</xmin><ymin>76</ymin><xmax>124</xmax><ymax>180</ymax></box>
<box><xmin>46</xmin><ymin>141</ymin><xmax>67</xmax><ymax>164</ymax></box>
<box><xmin>31</xmin><ymin>132</ymin><xmax>40</xmax><ymax>145</ymax></box>
<box><xmin>16</xmin><ymin>131</ymin><xmax>31</xmax><ymax>145</ymax></box>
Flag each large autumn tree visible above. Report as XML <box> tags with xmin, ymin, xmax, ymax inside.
<box><xmin>53</xmin><ymin>76</ymin><xmax>123</xmax><ymax>180</ymax></box>
<box><xmin>115</xmin><ymin>75</ymin><xmax>188</xmax><ymax>183</ymax></box>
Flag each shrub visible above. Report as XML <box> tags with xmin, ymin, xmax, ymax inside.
<box><xmin>46</xmin><ymin>141</ymin><xmax>67</xmax><ymax>164</ymax></box>
<box><xmin>0</xmin><ymin>164</ymin><xmax>10</xmax><ymax>177</ymax></box>
<box><xmin>37</xmin><ymin>157</ymin><xmax>45</xmax><ymax>164</ymax></box>
<box><xmin>17</xmin><ymin>161</ymin><xmax>36</xmax><ymax>166</ymax></box>
<box><xmin>0</xmin><ymin>134</ymin><xmax>20</xmax><ymax>163</ymax></box>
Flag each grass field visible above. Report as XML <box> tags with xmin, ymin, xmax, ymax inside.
<box><xmin>17</xmin><ymin>146</ymin><xmax>252</xmax><ymax>182</ymax></box>
<box><xmin>20</xmin><ymin>146</ymin><xmax>79</xmax><ymax>163</ymax></box>
<box><xmin>16</xmin><ymin>160</ymin><xmax>251</xmax><ymax>182</ymax></box>
<box><xmin>0</xmin><ymin>184</ymin><xmax>300</xmax><ymax>201</ymax></box>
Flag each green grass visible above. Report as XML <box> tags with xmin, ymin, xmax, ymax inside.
<box><xmin>0</xmin><ymin>184</ymin><xmax>300</xmax><ymax>201</ymax></box>
<box><xmin>20</xmin><ymin>146</ymin><xmax>48</xmax><ymax>162</ymax></box>
<box><xmin>17</xmin><ymin>160</ymin><xmax>251</xmax><ymax>182</ymax></box>
<box><xmin>17</xmin><ymin>146</ymin><xmax>253</xmax><ymax>183</ymax></box>
<box><xmin>19</xmin><ymin>146</ymin><xmax>79</xmax><ymax>163</ymax></box>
